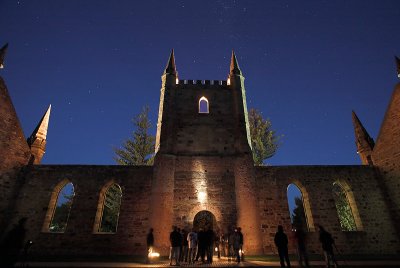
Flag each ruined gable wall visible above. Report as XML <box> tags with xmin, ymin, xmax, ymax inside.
<box><xmin>10</xmin><ymin>165</ymin><xmax>152</xmax><ymax>256</ymax></box>
<box><xmin>372</xmin><ymin>85</ymin><xmax>400</xmax><ymax>237</ymax></box>
<box><xmin>256</xmin><ymin>165</ymin><xmax>400</xmax><ymax>255</ymax></box>
<box><xmin>0</xmin><ymin>77</ymin><xmax>31</xmax><ymax>232</ymax></box>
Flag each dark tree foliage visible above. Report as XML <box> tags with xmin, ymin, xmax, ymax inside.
<box><xmin>291</xmin><ymin>197</ymin><xmax>307</xmax><ymax>230</ymax></box>
<box><xmin>114</xmin><ymin>106</ymin><xmax>155</xmax><ymax>165</ymax></box>
<box><xmin>99</xmin><ymin>184</ymin><xmax>122</xmax><ymax>233</ymax></box>
<box><xmin>49</xmin><ymin>184</ymin><xmax>74</xmax><ymax>232</ymax></box>
<box><xmin>332</xmin><ymin>183</ymin><xmax>357</xmax><ymax>231</ymax></box>
<box><xmin>248</xmin><ymin>108</ymin><xmax>280</xmax><ymax>165</ymax></box>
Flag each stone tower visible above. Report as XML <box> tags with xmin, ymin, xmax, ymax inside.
<box><xmin>150</xmin><ymin>51</ymin><xmax>263</xmax><ymax>254</ymax></box>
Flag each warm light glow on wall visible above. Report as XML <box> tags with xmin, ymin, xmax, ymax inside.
<box><xmin>227</xmin><ymin>78</ymin><xmax>230</xmax><ymax>85</ymax></box>
<box><xmin>192</xmin><ymin>160</ymin><xmax>208</xmax><ymax>204</ymax></box>
<box><xmin>198</xmin><ymin>191</ymin><xmax>207</xmax><ymax>203</ymax></box>
<box><xmin>176</xmin><ymin>78</ymin><xmax>179</xmax><ymax>84</ymax></box>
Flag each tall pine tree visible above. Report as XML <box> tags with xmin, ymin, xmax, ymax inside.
<box><xmin>248</xmin><ymin>108</ymin><xmax>280</xmax><ymax>165</ymax></box>
<box><xmin>114</xmin><ymin>106</ymin><xmax>155</xmax><ymax>165</ymax></box>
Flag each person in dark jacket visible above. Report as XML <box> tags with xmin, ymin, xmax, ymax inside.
<box><xmin>196</xmin><ymin>228</ymin><xmax>206</xmax><ymax>263</ymax></box>
<box><xmin>205</xmin><ymin>228</ymin><xmax>214</xmax><ymax>263</ymax></box>
<box><xmin>274</xmin><ymin>225</ymin><xmax>291</xmax><ymax>268</ymax></box>
<box><xmin>0</xmin><ymin>217</ymin><xmax>28</xmax><ymax>268</ymax></box>
<box><xmin>232</xmin><ymin>228</ymin><xmax>242</xmax><ymax>263</ymax></box>
<box><xmin>170</xmin><ymin>226</ymin><xmax>181</xmax><ymax>266</ymax></box>
<box><xmin>146</xmin><ymin>228</ymin><xmax>154</xmax><ymax>263</ymax></box>
<box><xmin>294</xmin><ymin>226</ymin><xmax>310</xmax><ymax>267</ymax></box>
<box><xmin>318</xmin><ymin>225</ymin><xmax>339</xmax><ymax>268</ymax></box>
<box><xmin>237</xmin><ymin>227</ymin><xmax>244</xmax><ymax>261</ymax></box>
<box><xmin>180</xmin><ymin>228</ymin><xmax>188</xmax><ymax>263</ymax></box>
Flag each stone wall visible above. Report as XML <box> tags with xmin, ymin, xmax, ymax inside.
<box><xmin>256</xmin><ymin>165</ymin><xmax>400</xmax><ymax>255</ymax></box>
<box><xmin>0</xmin><ymin>77</ymin><xmax>31</xmax><ymax>232</ymax></box>
<box><xmin>8</xmin><ymin>165</ymin><xmax>152</xmax><ymax>256</ymax></box>
<box><xmin>372</xmin><ymin>84</ymin><xmax>400</xmax><ymax>238</ymax></box>
<box><xmin>171</xmin><ymin>156</ymin><xmax>237</xmax><ymax>232</ymax></box>
<box><xmin>172</xmin><ymin>83</ymin><xmax>239</xmax><ymax>155</ymax></box>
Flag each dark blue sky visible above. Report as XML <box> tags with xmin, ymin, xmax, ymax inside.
<box><xmin>1</xmin><ymin>0</ymin><xmax>399</xmax><ymax>166</ymax></box>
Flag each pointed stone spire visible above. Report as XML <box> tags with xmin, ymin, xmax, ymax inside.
<box><xmin>230</xmin><ymin>50</ymin><xmax>242</xmax><ymax>76</ymax></box>
<box><xmin>163</xmin><ymin>49</ymin><xmax>177</xmax><ymax>75</ymax></box>
<box><xmin>27</xmin><ymin>105</ymin><xmax>51</xmax><ymax>164</ymax></box>
<box><xmin>395</xmin><ymin>56</ymin><xmax>400</xmax><ymax>79</ymax></box>
<box><xmin>352</xmin><ymin>110</ymin><xmax>375</xmax><ymax>165</ymax></box>
<box><xmin>0</xmin><ymin>43</ymin><xmax>9</xmax><ymax>69</ymax></box>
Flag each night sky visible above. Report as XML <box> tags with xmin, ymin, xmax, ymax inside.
<box><xmin>1</xmin><ymin>0</ymin><xmax>399</xmax><ymax>168</ymax></box>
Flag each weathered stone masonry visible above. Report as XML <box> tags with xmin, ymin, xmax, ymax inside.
<box><xmin>1</xmin><ymin>51</ymin><xmax>400</xmax><ymax>257</ymax></box>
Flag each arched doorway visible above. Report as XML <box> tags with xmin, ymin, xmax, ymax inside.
<box><xmin>193</xmin><ymin>210</ymin><xmax>217</xmax><ymax>231</ymax></box>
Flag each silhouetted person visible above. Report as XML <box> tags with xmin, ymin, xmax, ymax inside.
<box><xmin>237</xmin><ymin>227</ymin><xmax>244</xmax><ymax>261</ymax></box>
<box><xmin>196</xmin><ymin>229</ymin><xmax>206</xmax><ymax>263</ymax></box>
<box><xmin>205</xmin><ymin>228</ymin><xmax>214</xmax><ymax>263</ymax></box>
<box><xmin>294</xmin><ymin>226</ymin><xmax>310</xmax><ymax>268</ymax></box>
<box><xmin>232</xmin><ymin>228</ymin><xmax>242</xmax><ymax>263</ymax></box>
<box><xmin>318</xmin><ymin>225</ymin><xmax>339</xmax><ymax>268</ymax></box>
<box><xmin>187</xmin><ymin>229</ymin><xmax>197</xmax><ymax>264</ymax></box>
<box><xmin>0</xmin><ymin>217</ymin><xmax>28</xmax><ymax>268</ymax></box>
<box><xmin>214</xmin><ymin>231</ymin><xmax>221</xmax><ymax>259</ymax></box>
<box><xmin>169</xmin><ymin>226</ymin><xmax>181</xmax><ymax>266</ymax></box>
<box><xmin>227</xmin><ymin>228</ymin><xmax>234</xmax><ymax>262</ymax></box>
<box><xmin>180</xmin><ymin>229</ymin><xmax>188</xmax><ymax>262</ymax></box>
<box><xmin>274</xmin><ymin>225</ymin><xmax>291</xmax><ymax>268</ymax></box>
<box><xmin>146</xmin><ymin>228</ymin><xmax>154</xmax><ymax>263</ymax></box>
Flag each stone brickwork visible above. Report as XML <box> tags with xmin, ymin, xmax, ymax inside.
<box><xmin>9</xmin><ymin>165</ymin><xmax>152</xmax><ymax>256</ymax></box>
<box><xmin>256</xmin><ymin>165</ymin><xmax>400</xmax><ymax>255</ymax></box>
<box><xmin>372</xmin><ymin>84</ymin><xmax>400</xmax><ymax>238</ymax></box>
<box><xmin>0</xmin><ymin>77</ymin><xmax>31</xmax><ymax>232</ymax></box>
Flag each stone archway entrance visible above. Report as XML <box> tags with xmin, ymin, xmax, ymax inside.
<box><xmin>193</xmin><ymin>210</ymin><xmax>217</xmax><ymax>231</ymax></box>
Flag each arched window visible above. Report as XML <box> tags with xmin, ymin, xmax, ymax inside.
<box><xmin>287</xmin><ymin>182</ymin><xmax>315</xmax><ymax>231</ymax></box>
<box><xmin>199</xmin><ymin>96</ymin><xmax>209</xmax><ymax>113</ymax></box>
<box><xmin>45</xmin><ymin>181</ymin><xmax>75</xmax><ymax>233</ymax></box>
<box><xmin>332</xmin><ymin>182</ymin><xmax>358</xmax><ymax>231</ymax></box>
<box><xmin>96</xmin><ymin>183</ymin><xmax>122</xmax><ymax>233</ymax></box>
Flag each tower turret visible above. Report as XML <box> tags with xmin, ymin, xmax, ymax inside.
<box><xmin>155</xmin><ymin>49</ymin><xmax>178</xmax><ymax>153</ymax></box>
<box><xmin>150</xmin><ymin>51</ymin><xmax>178</xmax><ymax>253</ymax></box>
<box><xmin>163</xmin><ymin>49</ymin><xmax>177</xmax><ymax>76</ymax></box>
<box><xmin>228</xmin><ymin>51</ymin><xmax>263</xmax><ymax>254</ymax></box>
<box><xmin>352</xmin><ymin>110</ymin><xmax>374</xmax><ymax>165</ymax></box>
<box><xmin>0</xmin><ymin>43</ymin><xmax>8</xmax><ymax>69</ymax></box>
<box><xmin>228</xmin><ymin>51</ymin><xmax>252</xmax><ymax>152</ymax></box>
<box><xmin>27</xmin><ymin>105</ymin><xmax>51</xmax><ymax>164</ymax></box>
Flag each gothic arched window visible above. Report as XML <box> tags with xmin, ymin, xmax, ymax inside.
<box><xmin>199</xmin><ymin>96</ymin><xmax>209</xmax><ymax>113</ymax></box>
<box><xmin>44</xmin><ymin>180</ymin><xmax>75</xmax><ymax>233</ymax></box>
<box><xmin>332</xmin><ymin>182</ymin><xmax>358</xmax><ymax>231</ymax></box>
<box><xmin>95</xmin><ymin>183</ymin><xmax>122</xmax><ymax>233</ymax></box>
<box><xmin>287</xmin><ymin>182</ymin><xmax>315</xmax><ymax>231</ymax></box>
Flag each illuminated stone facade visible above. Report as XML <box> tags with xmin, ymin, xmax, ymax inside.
<box><xmin>0</xmin><ymin>52</ymin><xmax>400</xmax><ymax>258</ymax></box>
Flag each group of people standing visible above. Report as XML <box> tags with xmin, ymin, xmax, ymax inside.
<box><xmin>147</xmin><ymin>224</ymin><xmax>339</xmax><ymax>267</ymax></box>
<box><xmin>274</xmin><ymin>224</ymin><xmax>339</xmax><ymax>268</ymax></box>
<box><xmin>155</xmin><ymin>225</ymin><xmax>244</xmax><ymax>266</ymax></box>
<box><xmin>169</xmin><ymin>226</ymin><xmax>244</xmax><ymax>266</ymax></box>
